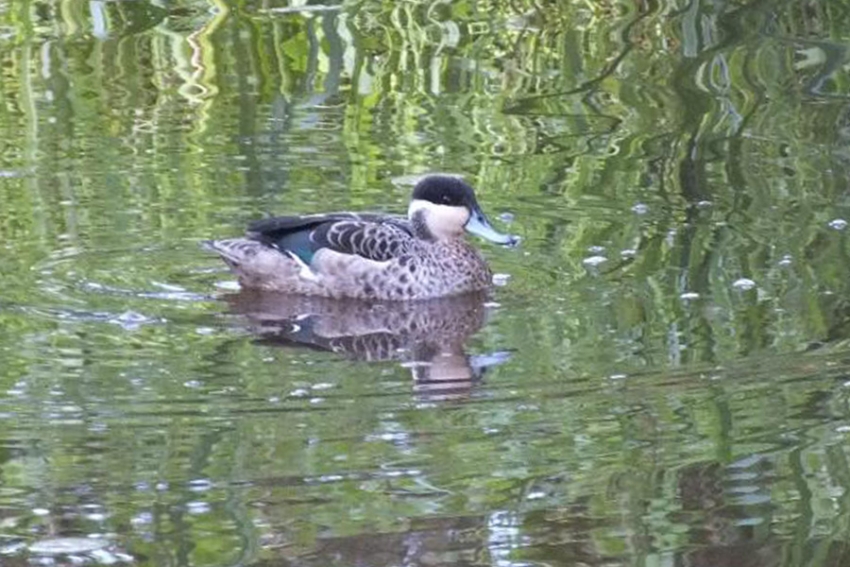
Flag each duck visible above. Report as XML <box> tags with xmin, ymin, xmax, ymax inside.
<box><xmin>203</xmin><ymin>175</ymin><xmax>518</xmax><ymax>300</ymax></box>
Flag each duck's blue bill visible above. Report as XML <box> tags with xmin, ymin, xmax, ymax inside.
<box><xmin>465</xmin><ymin>209</ymin><xmax>519</xmax><ymax>246</ymax></box>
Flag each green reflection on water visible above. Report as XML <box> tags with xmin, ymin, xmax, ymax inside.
<box><xmin>3</xmin><ymin>0</ymin><xmax>850</xmax><ymax>565</ymax></box>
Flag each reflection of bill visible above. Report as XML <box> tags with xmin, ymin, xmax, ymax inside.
<box><xmin>224</xmin><ymin>290</ymin><xmax>511</xmax><ymax>401</ymax></box>
<box><xmin>407</xmin><ymin>351</ymin><xmax>512</xmax><ymax>402</ymax></box>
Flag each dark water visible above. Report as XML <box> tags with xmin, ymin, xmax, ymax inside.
<box><xmin>3</xmin><ymin>0</ymin><xmax>850</xmax><ymax>565</ymax></box>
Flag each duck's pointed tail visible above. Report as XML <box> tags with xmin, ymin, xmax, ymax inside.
<box><xmin>202</xmin><ymin>238</ymin><xmax>307</xmax><ymax>291</ymax></box>
<box><xmin>201</xmin><ymin>238</ymin><xmax>263</xmax><ymax>269</ymax></box>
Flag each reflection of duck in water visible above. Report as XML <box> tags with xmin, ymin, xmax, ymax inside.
<box><xmin>225</xmin><ymin>290</ymin><xmax>510</xmax><ymax>399</ymax></box>
<box><xmin>204</xmin><ymin>175</ymin><xmax>518</xmax><ymax>300</ymax></box>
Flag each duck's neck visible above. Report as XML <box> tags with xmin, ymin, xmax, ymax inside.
<box><xmin>410</xmin><ymin>209</ymin><xmax>436</xmax><ymax>240</ymax></box>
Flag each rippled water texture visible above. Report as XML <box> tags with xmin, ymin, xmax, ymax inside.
<box><xmin>3</xmin><ymin>0</ymin><xmax>850</xmax><ymax>565</ymax></box>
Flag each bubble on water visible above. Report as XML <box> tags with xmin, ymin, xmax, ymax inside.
<box><xmin>498</xmin><ymin>212</ymin><xmax>515</xmax><ymax>223</ymax></box>
<box><xmin>829</xmin><ymin>218</ymin><xmax>848</xmax><ymax>231</ymax></box>
<box><xmin>631</xmin><ymin>203</ymin><xmax>649</xmax><ymax>215</ymax></box>
<box><xmin>183</xmin><ymin>380</ymin><xmax>203</xmax><ymax>389</ymax></box>
<box><xmin>587</xmin><ymin>245</ymin><xmax>606</xmax><ymax>255</ymax></box>
<box><xmin>696</xmin><ymin>200</ymin><xmax>713</xmax><ymax>209</ymax></box>
<box><xmin>608</xmin><ymin>374</ymin><xmax>627</xmax><ymax>380</ymax></box>
<box><xmin>131</xmin><ymin>512</ymin><xmax>153</xmax><ymax>526</ymax></box>
<box><xmin>492</xmin><ymin>273</ymin><xmax>511</xmax><ymax>286</ymax></box>
<box><xmin>680</xmin><ymin>292</ymin><xmax>700</xmax><ymax>301</ymax></box>
<box><xmin>186</xmin><ymin>501</ymin><xmax>210</xmax><ymax>515</ymax></box>
<box><xmin>732</xmin><ymin>278</ymin><xmax>756</xmax><ymax>291</ymax></box>
<box><xmin>32</xmin><ymin>508</ymin><xmax>50</xmax><ymax>516</ymax></box>
<box><xmin>118</xmin><ymin>311</ymin><xmax>145</xmax><ymax>323</ymax></box>
<box><xmin>620</xmin><ymin>249</ymin><xmax>637</xmax><ymax>259</ymax></box>
<box><xmin>778</xmin><ymin>254</ymin><xmax>793</xmax><ymax>267</ymax></box>
<box><xmin>111</xmin><ymin>311</ymin><xmax>151</xmax><ymax>331</ymax></box>
<box><xmin>582</xmin><ymin>255</ymin><xmax>607</xmax><ymax>268</ymax></box>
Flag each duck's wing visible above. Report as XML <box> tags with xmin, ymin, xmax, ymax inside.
<box><xmin>247</xmin><ymin>212</ymin><xmax>415</xmax><ymax>263</ymax></box>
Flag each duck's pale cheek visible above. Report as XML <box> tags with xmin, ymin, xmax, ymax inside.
<box><xmin>408</xmin><ymin>201</ymin><xmax>469</xmax><ymax>239</ymax></box>
<box><xmin>430</xmin><ymin>207</ymin><xmax>469</xmax><ymax>239</ymax></box>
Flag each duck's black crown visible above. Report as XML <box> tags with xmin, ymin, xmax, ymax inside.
<box><xmin>412</xmin><ymin>175</ymin><xmax>479</xmax><ymax>209</ymax></box>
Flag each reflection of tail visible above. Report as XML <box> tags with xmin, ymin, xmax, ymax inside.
<box><xmin>253</xmin><ymin>315</ymin><xmax>329</xmax><ymax>352</ymax></box>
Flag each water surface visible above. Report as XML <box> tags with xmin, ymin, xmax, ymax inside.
<box><xmin>2</xmin><ymin>0</ymin><xmax>850</xmax><ymax>565</ymax></box>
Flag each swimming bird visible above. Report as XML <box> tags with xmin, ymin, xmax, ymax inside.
<box><xmin>204</xmin><ymin>175</ymin><xmax>517</xmax><ymax>300</ymax></box>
